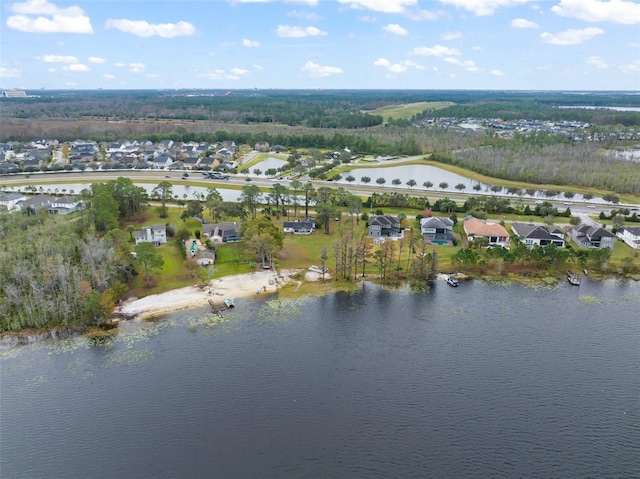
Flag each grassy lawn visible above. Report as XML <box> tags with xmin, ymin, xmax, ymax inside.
<box><xmin>362</xmin><ymin>101</ymin><xmax>454</xmax><ymax>122</ymax></box>
<box><xmin>128</xmin><ymin>242</ymin><xmax>199</xmax><ymax>297</ymax></box>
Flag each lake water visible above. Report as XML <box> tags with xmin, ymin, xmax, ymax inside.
<box><xmin>1</xmin><ymin>279</ymin><xmax>638</xmax><ymax>478</ymax></box>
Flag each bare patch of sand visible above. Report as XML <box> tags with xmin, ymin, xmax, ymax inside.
<box><xmin>115</xmin><ymin>269</ymin><xmax>302</xmax><ymax>320</ymax></box>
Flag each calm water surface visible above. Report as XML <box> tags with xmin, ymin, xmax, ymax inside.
<box><xmin>1</xmin><ymin>279</ymin><xmax>638</xmax><ymax>478</ymax></box>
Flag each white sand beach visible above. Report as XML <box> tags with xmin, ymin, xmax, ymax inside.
<box><xmin>115</xmin><ymin>269</ymin><xmax>304</xmax><ymax>320</ymax></box>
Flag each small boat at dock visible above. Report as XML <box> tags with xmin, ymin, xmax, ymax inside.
<box><xmin>446</xmin><ymin>276</ymin><xmax>460</xmax><ymax>287</ymax></box>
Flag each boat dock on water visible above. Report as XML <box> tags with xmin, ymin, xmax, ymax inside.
<box><xmin>567</xmin><ymin>271</ymin><xmax>581</xmax><ymax>286</ymax></box>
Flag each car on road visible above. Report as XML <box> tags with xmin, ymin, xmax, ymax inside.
<box><xmin>587</xmin><ymin>205</ymin><xmax>596</xmax><ymax>209</ymax></box>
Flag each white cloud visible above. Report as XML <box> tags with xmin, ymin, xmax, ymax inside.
<box><xmin>276</xmin><ymin>25</ymin><xmax>327</xmax><ymax>37</ymax></box>
<box><xmin>444</xmin><ymin>57</ymin><xmax>479</xmax><ymax>71</ymax></box>
<box><xmin>253</xmin><ymin>64</ymin><xmax>264</xmax><ymax>70</ymax></box>
<box><xmin>0</xmin><ymin>67</ymin><xmax>22</xmax><ymax>78</ymax></box>
<box><xmin>301</xmin><ymin>61</ymin><xmax>343</xmax><ymax>77</ymax></box>
<box><xmin>442</xmin><ymin>31</ymin><xmax>462</xmax><ymax>40</ymax></box>
<box><xmin>103</xmin><ymin>74</ymin><xmax>116</xmax><ymax>80</ymax></box>
<box><xmin>202</xmin><ymin>68</ymin><xmax>250</xmax><ymax>80</ymax></box>
<box><xmin>587</xmin><ymin>56</ymin><xmax>608</xmax><ymax>68</ymax></box>
<box><xmin>287</xmin><ymin>10</ymin><xmax>322</xmax><ymax>20</ymax></box>
<box><xmin>552</xmin><ymin>0</ymin><xmax>640</xmax><ymax>25</ymax></box>
<box><xmin>337</xmin><ymin>0</ymin><xmax>417</xmax><ymax>13</ymax></box>
<box><xmin>128</xmin><ymin>63</ymin><xmax>145</xmax><ymax>73</ymax></box>
<box><xmin>114</xmin><ymin>62</ymin><xmax>126</xmax><ymax>68</ymax></box>
<box><xmin>104</xmin><ymin>19</ymin><xmax>197</xmax><ymax>38</ymax></box>
<box><xmin>64</xmin><ymin>63</ymin><xmax>88</xmax><ymax>72</ymax></box>
<box><xmin>491</xmin><ymin>69</ymin><xmax>505</xmax><ymax>76</ymax></box>
<box><xmin>88</xmin><ymin>56</ymin><xmax>106</xmax><ymax>64</ymax></box>
<box><xmin>230</xmin><ymin>67</ymin><xmax>250</xmax><ymax>76</ymax></box>
<box><xmin>411</xmin><ymin>44</ymin><xmax>461</xmax><ymax>57</ymax></box>
<box><xmin>374</xmin><ymin>58</ymin><xmax>425</xmax><ymax>73</ymax></box>
<box><xmin>39</xmin><ymin>54</ymin><xmax>79</xmax><ymax>63</ymax></box>
<box><xmin>511</xmin><ymin>18</ymin><xmax>538</xmax><ymax>28</ymax></box>
<box><xmin>7</xmin><ymin>0</ymin><xmax>93</xmax><ymax>33</ymax></box>
<box><xmin>242</xmin><ymin>39</ymin><xmax>260</xmax><ymax>47</ymax></box>
<box><xmin>619</xmin><ymin>60</ymin><xmax>640</xmax><ymax>73</ymax></box>
<box><xmin>540</xmin><ymin>27</ymin><xmax>604</xmax><ymax>45</ymax></box>
<box><xmin>383</xmin><ymin>24</ymin><xmax>408</xmax><ymax>36</ymax></box>
<box><xmin>437</xmin><ymin>0</ymin><xmax>533</xmax><ymax>16</ymax></box>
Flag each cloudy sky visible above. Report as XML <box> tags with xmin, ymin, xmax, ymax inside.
<box><xmin>1</xmin><ymin>0</ymin><xmax>639</xmax><ymax>90</ymax></box>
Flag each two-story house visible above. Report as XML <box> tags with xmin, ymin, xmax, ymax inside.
<box><xmin>420</xmin><ymin>217</ymin><xmax>454</xmax><ymax>245</ymax></box>
<box><xmin>571</xmin><ymin>224</ymin><xmax>615</xmax><ymax>249</ymax></box>
<box><xmin>368</xmin><ymin>215</ymin><xmax>401</xmax><ymax>238</ymax></box>
<box><xmin>134</xmin><ymin>224</ymin><xmax>168</xmax><ymax>246</ymax></box>
<box><xmin>616</xmin><ymin>226</ymin><xmax>640</xmax><ymax>249</ymax></box>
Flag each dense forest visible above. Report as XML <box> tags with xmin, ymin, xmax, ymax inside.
<box><xmin>0</xmin><ymin>213</ymin><xmax>131</xmax><ymax>331</ymax></box>
<box><xmin>434</xmin><ymin>137</ymin><xmax>640</xmax><ymax>195</ymax></box>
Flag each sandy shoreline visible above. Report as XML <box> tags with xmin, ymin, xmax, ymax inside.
<box><xmin>115</xmin><ymin>269</ymin><xmax>305</xmax><ymax>320</ymax></box>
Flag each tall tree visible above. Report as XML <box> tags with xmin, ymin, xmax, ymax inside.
<box><xmin>135</xmin><ymin>242</ymin><xmax>165</xmax><ymax>287</ymax></box>
<box><xmin>152</xmin><ymin>181</ymin><xmax>173</xmax><ymax>218</ymax></box>
<box><xmin>239</xmin><ymin>184</ymin><xmax>262</xmax><ymax>219</ymax></box>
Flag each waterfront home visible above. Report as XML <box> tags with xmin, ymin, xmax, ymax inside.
<box><xmin>18</xmin><ymin>194</ymin><xmax>55</xmax><ymax>214</ymax></box>
<box><xmin>511</xmin><ymin>222</ymin><xmax>565</xmax><ymax>248</ymax></box>
<box><xmin>283</xmin><ymin>218</ymin><xmax>315</xmax><ymax>235</ymax></box>
<box><xmin>134</xmin><ymin>224</ymin><xmax>168</xmax><ymax>246</ymax></box>
<box><xmin>202</xmin><ymin>222</ymin><xmax>240</xmax><ymax>244</ymax></box>
<box><xmin>47</xmin><ymin>195</ymin><xmax>82</xmax><ymax>215</ymax></box>
<box><xmin>0</xmin><ymin>192</ymin><xmax>27</xmax><ymax>211</ymax></box>
<box><xmin>616</xmin><ymin>226</ymin><xmax>640</xmax><ymax>249</ymax></box>
<box><xmin>570</xmin><ymin>224</ymin><xmax>615</xmax><ymax>249</ymax></box>
<box><xmin>420</xmin><ymin>217</ymin><xmax>454</xmax><ymax>245</ymax></box>
<box><xmin>368</xmin><ymin>215</ymin><xmax>401</xmax><ymax>238</ymax></box>
<box><xmin>463</xmin><ymin>218</ymin><xmax>510</xmax><ymax>248</ymax></box>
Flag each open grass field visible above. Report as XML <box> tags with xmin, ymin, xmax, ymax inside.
<box><xmin>363</xmin><ymin>101</ymin><xmax>454</xmax><ymax>121</ymax></box>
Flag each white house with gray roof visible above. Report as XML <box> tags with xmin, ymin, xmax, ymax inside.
<box><xmin>616</xmin><ymin>226</ymin><xmax>640</xmax><ymax>249</ymax></box>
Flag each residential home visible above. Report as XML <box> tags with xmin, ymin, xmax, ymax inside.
<box><xmin>255</xmin><ymin>141</ymin><xmax>270</xmax><ymax>152</ymax></box>
<box><xmin>198</xmin><ymin>157</ymin><xmax>214</xmax><ymax>170</ymax></box>
<box><xmin>202</xmin><ymin>222</ymin><xmax>240</xmax><ymax>244</ymax></box>
<box><xmin>22</xmin><ymin>157</ymin><xmax>43</xmax><ymax>169</ymax></box>
<box><xmin>18</xmin><ymin>194</ymin><xmax>55</xmax><ymax>214</ymax></box>
<box><xmin>47</xmin><ymin>195</ymin><xmax>82</xmax><ymax>215</ymax></box>
<box><xmin>420</xmin><ymin>217</ymin><xmax>454</xmax><ymax>245</ymax></box>
<box><xmin>283</xmin><ymin>218</ymin><xmax>315</xmax><ymax>235</ymax></box>
<box><xmin>570</xmin><ymin>224</ymin><xmax>615</xmax><ymax>249</ymax></box>
<box><xmin>0</xmin><ymin>192</ymin><xmax>27</xmax><ymax>211</ymax></box>
<box><xmin>368</xmin><ymin>214</ymin><xmax>401</xmax><ymax>238</ymax></box>
<box><xmin>183</xmin><ymin>157</ymin><xmax>199</xmax><ymax>169</ymax></box>
<box><xmin>463</xmin><ymin>217</ymin><xmax>511</xmax><ymax>248</ymax></box>
<box><xmin>511</xmin><ymin>222</ymin><xmax>565</xmax><ymax>248</ymax></box>
<box><xmin>616</xmin><ymin>226</ymin><xmax>640</xmax><ymax>249</ymax></box>
<box><xmin>148</xmin><ymin>153</ymin><xmax>173</xmax><ymax>169</ymax></box>
<box><xmin>159</xmin><ymin>139</ymin><xmax>174</xmax><ymax>151</ymax></box>
<box><xmin>134</xmin><ymin>224</ymin><xmax>168</xmax><ymax>245</ymax></box>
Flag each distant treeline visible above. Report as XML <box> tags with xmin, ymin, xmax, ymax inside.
<box><xmin>3</xmin><ymin>89</ymin><xmax>639</xmax><ymax>127</ymax></box>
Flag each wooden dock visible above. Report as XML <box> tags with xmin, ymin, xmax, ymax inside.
<box><xmin>567</xmin><ymin>271</ymin><xmax>581</xmax><ymax>286</ymax></box>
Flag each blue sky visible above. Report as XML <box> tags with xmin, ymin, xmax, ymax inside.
<box><xmin>1</xmin><ymin>0</ymin><xmax>639</xmax><ymax>91</ymax></box>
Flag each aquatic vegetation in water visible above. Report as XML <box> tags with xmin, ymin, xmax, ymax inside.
<box><xmin>579</xmin><ymin>295</ymin><xmax>601</xmax><ymax>304</ymax></box>
<box><xmin>107</xmin><ymin>348</ymin><xmax>154</xmax><ymax>366</ymax></box>
<box><xmin>255</xmin><ymin>298</ymin><xmax>309</xmax><ymax>326</ymax></box>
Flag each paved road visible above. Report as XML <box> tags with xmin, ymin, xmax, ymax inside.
<box><xmin>0</xmin><ymin>169</ymin><xmax>634</xmax><ymax>215</ymax></box>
